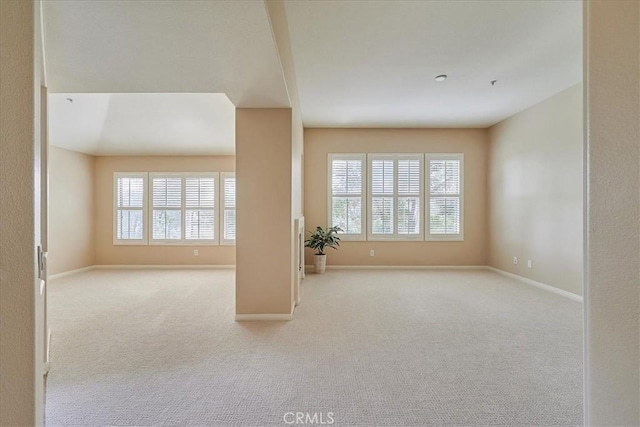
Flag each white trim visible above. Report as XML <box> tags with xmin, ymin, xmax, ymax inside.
<box><xmin>426</xmin><ymin>153</ymin><xmax>464</xmax><ymax>241</ymax></box>
<box><xmin>367</xmin><ymin>153</ymin><xmax>424</xmax><ymax>241</ymax></box>
<box><xmin>149</xmin><ymin>172</ymin><xmax>219</xmax><ymax>245</ymax></box>
<box><xmin>485</xmin><ymin>266</ymin><xmax>583</xmax><ymax>302</ymax></box>
<box><xmin>220</xmin><ymin>172</ymin><xmax>236</xmax><ymax>245</ymax></box>
<box><xmin>49</xmin><ymin>265</ymin><xmax>95</xmax><ymax>280</ymax></box>
<box><xmin>300</xmin><ymin>265</ymin><xmax>582</xmax><ymax>303</ymax></box>
<box><xmin>234</xmin><ymin>313</ymin><xmax>293</xmax><ymax>321</ymax></box>
<box><xmin>39</xmin><ymin>1</ymin><xmax>48</xmax><ymax>87</ymax></box>
<box><xmin>113</xmin><ymin>172</ymin><xmax>148</xmax><ymax>245</ymax></box>
<box><xmin>305</xmin><ymin>264</ymin><xmax>485</xmax><ymax>272</ymax></box>
<box><xmin>43</xmin><ymin>328</ymin><xmax>51</xmax><ymax>375</ymax></box>
<box><xmin>235</xmin><ymin>304</ymin><xmax>295</xmax><ymax>321</ymax></box>
<box><xmin>50</xmin><ymin>265</ymin><xmax>235</xmax><ymax>276</ymax></box>
<box><xmin>327</xmin><ymin>153</ymin><xmax>367</xmax><ymax>240</ymax></box>
<box><xmin>94</xmin><ymin>264</ymin><xmax>235</xmax><ymax>270</ymax></box>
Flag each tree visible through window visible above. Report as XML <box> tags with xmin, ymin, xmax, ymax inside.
<box><xmin>113</xmin><ymin>171</ymin><xmax>235</xmax><ymax>246</ymax></box>
<box><xmin>369</xmin><ymin>154</ymin><xmax>422</xmax><ymax>240</ymax></box>
<box><xmin>327</xmin><ymin>153</ymin><xmax>463</xmax><ymax>241</ymax></box>
<box><xmin>115</xmin><ymin>173</ymin><xmax>146</xmax><ymax>243</ymax></box>
<box><xmin>328</xmin><ymin>154</ymin><xmax>365</xmax><ymax>240</ymax></box>
<box><xmin>428</xmin><ymin>155</ymin><xmax>462</xmax><ymax>238</ymax></box>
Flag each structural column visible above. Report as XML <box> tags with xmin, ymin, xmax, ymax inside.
<box><xmin>0</xmin><ymin>0</ymin><xmax>45</xmax><ymax>425</ymax></box>
<box><xmin>584</xmin><ymin>1</ymin><xmax>640</xmax><ymax>425</ymax></box>
<box><xmin>235</xmin><ymin>108</ymin><xmax>294</xmax><ymax>318</ymax></box>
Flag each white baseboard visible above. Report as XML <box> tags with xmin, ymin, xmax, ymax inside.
<box><xmin>235</xmin><ymin>303</ymin><xmax>295</xmax><ymax>321</ymax></box>
<box><xmin>94</xmin><ymin>264</ymin><xmax>235</xmax><ymax>270</ymax></box>
<box><xmin>235</xmin><ymin>312</ymin><xmax>293</xmax><ymax>321</ymax></box>
<box><xmin>49</xmin><ymin>266</ymin><xmax>95</xmax><ymax>280</ymax></box>
<box><xmin>43</xmin><ymin>328</ymin><xmax>51</xmax><ymax>375</ymax></box>
<box><xmin>301</xmin><ymin>264</ymin><xmax>581</xmax><ymax>303</ymax></box>
<box><xmin>485</xmin><ymin>266</ymin><xmax>583</xmax><ymax>303</ymax></box>
<box><xmin>305</xmin><ymin>264</ymin><xmax>485</xmax><ymax>272</ymax></box>
<box><xmin>50</xmin><ymin>264</ymin><xmax>235</xmax><ymax>279</ymax></box>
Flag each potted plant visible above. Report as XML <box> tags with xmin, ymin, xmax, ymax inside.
<box><xmin>304</xmin><ymin>225</ymin><xmax>342</xmax><ymax>274</ymax></box>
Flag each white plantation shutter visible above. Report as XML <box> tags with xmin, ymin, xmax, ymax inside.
<box><xmin>185</xmin><ymin>176</ymin><xmax>215</xmax><ymax>240</ymax></box>
<box><xmin>328</xmin><ymin>154</ymin><xmax>365</xmax><ymax>240</ymax></box>
<box><xmin>151</xmin><ymin>176</ymin><xmax>183</xmax><ymax>240</ymax></box>
<box><xmin>397</xmin><ymin>159</ymin><xmax>421</xmax><ymax>235</ymax></box>
<box><xmin>221</xmin><ymin>173</ymin><xmax>236</xmax><ymax>244</ymax></box>
<box><xmin>370</xmin><ymin>159</ymin><xmax>394</xmax><ymax>234</ymax></box>
<box><xmin>368</xmin><ymin>154</ymin><xmax>423</xmax><ymax>240</ymax></box>
<box><xmin>114</xmin><ymin>173</ymin><xmax>147</xmax><ymax>243</ymax></box>
<box><xmin>149</xmin><ymin>173</ymin><xmax>218</xmax><ymax>244</ymax></box>
<box><xmin>427</xmin><ymin>154</ymin><xmax>463</xmax><ymax>239</ymax></box>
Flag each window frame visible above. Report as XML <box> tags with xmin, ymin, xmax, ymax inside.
<box><xmin>325</xmin><ymin>152</ymin><xmax>466</xmax><ymax>243</ymax></box>
<box><xmin>327</xmin><ymin>153</ymin><xmax>367</xmax><ymax>241</ymax></box>
<box><xmin>367</xmin><ymin>153</ymin><xmax>424</xmax><ymax>241</ymax></box>
<box><xmin>113</xmin><ymin>172</ymin><xmax>148</xmax><ymax>245</ymax></box>
<box><xmin>148</xmin><ymin>172</ymin><xmax>220</xmax><ymax>246</ymax></box>
<box><xmin>425</xmin><ymin>153</ymin><xmax>464</xmax><ymax>241</ymax></box>
<box><xmin>220</xmin><ymin>172</ymin><xmax>236</xmax><ymax>246</ymax></box>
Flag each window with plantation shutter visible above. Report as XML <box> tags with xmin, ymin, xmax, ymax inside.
<box><xmin>185</xmin><ymin>176</ymin><xmax>215</xmax><ymax>241</ymax></box>
<box><xmin>149</xmin><ymin>173</ymin><xmax>218</xmax><ymax>244</ymax></box>
<box><xmin>152</xmin><ymin>175</ymin><xmax>183</xmax><ymax>241</ymax></box>
<box><xmin>368</xmin><ymin>154</ymin><xmax>423</xmax><ymax>240</ymax></box>
<box><xmin>221</xmin><ymin>172</ymin><xmax>236</xmax><ymax>244</ymax></box>
<box><xmin>328</xmin><ymin>154</ymin><xmax>365</xmax><ymax>240</ymax></box>
<box><xmin>427</xmin><ymin>154</ymin><xmax>464</xmax><ymax>240</ymax></box>
<box><xmin>114</xmin><ymin>173</ymin><xmax>147</xmax><ymax>244</ymax></box>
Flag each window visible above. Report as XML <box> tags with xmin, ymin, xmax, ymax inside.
<box><xmin>184</xmin><ymin>175</ymin><xmax>216</xmax><ymax>241</ymax></box>
<box><xmin>150</xmin><ymin>173</ymin><xmax>218</xmax><ymax>244</ymax></box>
<box><xmin>328</xmin><ymin>154</ymin><xmax>365</xmax><ymax>240</ymax></box>
<box><xmin>368</xmin><ymin>154</ymin><xmax>423</xmax><ymax>240</ymax></box>
<box><xmin>221</xmin><ymin>172</ymin><xmax>236</xmax><ymax>244</ymax></box>
<box><xmin>326</xmin><ymin>153</ymin><xmax>464</xmax><ymax>242</ymax></box>
<box><xmin>114</xmin><ymin>173</ymin><xmax>147</xmax><ymax>244</ymax></box>
<box><xmin>113</xmin><ymin>171</ymin><xmax>235</xmax><ymax>246</ymax></box>
<box><xmin>426</xmin><ymin>154</ymin><xmax>464</xmax><ymax>240</ymax></box>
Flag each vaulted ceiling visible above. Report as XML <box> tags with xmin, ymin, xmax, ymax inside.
<box><xmin>44</xmin><ymin>0</ymin><xmax>582</xmax><ymax>155</ymax></box>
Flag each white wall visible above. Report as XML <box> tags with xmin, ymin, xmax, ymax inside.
<box><xmin>488</xmin><ymin>84</ymin><xmax>583</xmax><ymax>295</ymax></box>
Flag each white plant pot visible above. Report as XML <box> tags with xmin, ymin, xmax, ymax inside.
<box><xmin>314</xmin><ymin>254</ymin><xmax>327</xmax><ymax>274</ymax></box>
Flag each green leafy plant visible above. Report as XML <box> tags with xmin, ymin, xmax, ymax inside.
<box><xmin>305</xmin><ymin>226</ymin><xmax>342</xmax><ymax>255</ymax></box>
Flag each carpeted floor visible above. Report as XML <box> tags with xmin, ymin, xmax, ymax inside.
<box><xmin>45</xmin><ymin>268</ymin><xmax>583</xmax><ymax>426</ymax></box>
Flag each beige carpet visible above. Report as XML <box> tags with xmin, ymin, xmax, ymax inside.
<box><xmin>45</xmin><ymin>268</ymin><xmax>582</xmax><ymax>426</ymax></box>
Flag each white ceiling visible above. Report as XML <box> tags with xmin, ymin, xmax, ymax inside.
<box><xmin>44</xmin><ymin>0</ymin><xmax>583</xmax><ymax>155</ymax></box>
<box><xmin>284</xmin><ymin>0</ymin><xmax>583</xmax><ymax>128</ymax></box>
<box><xmin>43</xmin><ymin>0</ymin><xmax>290</xmax><ymax>107</ymax></box>
<box><xmin>49</xmin><ymin>93</ymin><xmax>235</xmax><ymax>156</ymax></box>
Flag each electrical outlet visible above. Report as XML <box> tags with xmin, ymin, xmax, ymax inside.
<box><xmin>527</xmin><ymin>260</ymin><xmax>532</xmax><ymax>269</ymax></box>
<box><xmin>513</xmin><ymin>256</ymin><xmax>518</xmax><ymax>265</ymax></box>
<box><xmin>369</xmin><ymin>250</ymin><xmax>375</xmax><ymax>257</ymax></box>
<box><xmin>194</xmin><ymin>249</ymin><xmax>199</xmax><ymax>256</ymax></box>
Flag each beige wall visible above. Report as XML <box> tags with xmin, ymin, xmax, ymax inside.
<box><xmin>236</xmin><ymin>108</ymin><xmax>293</xmax><ymax>316</ymax></box>
<box><xmin>49</xmin><ymin>146</ymin><xmax>96</xmax><ymax>274</ymax></box>
<box><xmin>488</xmin><ymin>84</ymin><xmax>583</xmax><ymax>296</ymax></box>
<box><xmin>94</xmin><ymin>156</ymin><xmax>235</xmax><ymax>266</ymax></box>
<box><xmin>585</xmin><ymin>1</ymin><xmax>639</xmax><ymax>424</ymax></box>
<box><xmin>304</xmin><ymin>128</ymin><xmax>488</xmax><ymax>266</ymax></box>
<box><xmin>265</xmin><ymin>0</ymin><xmax>305</xmax><ymax>307</ymax></box>
<box><xmin>0</xmin><ymin>0</ymin><xmax>45</xmax><ymax>424</ymax></box>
